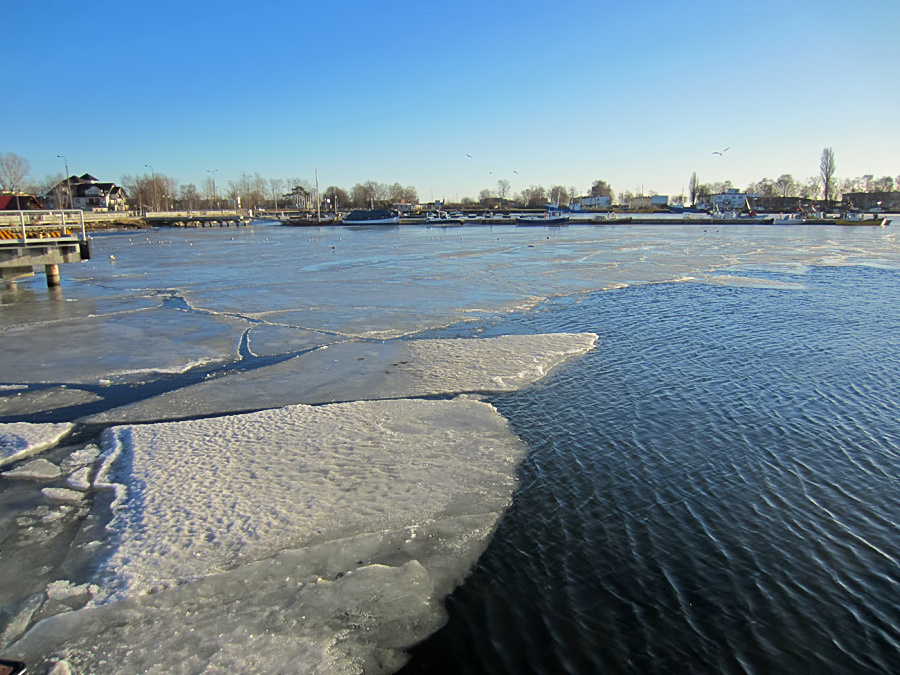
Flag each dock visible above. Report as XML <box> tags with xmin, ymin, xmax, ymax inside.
<box><xmin>0</xmin><ymin>211</ymin><xmax>92</xmax><ymax>287</ymax></box>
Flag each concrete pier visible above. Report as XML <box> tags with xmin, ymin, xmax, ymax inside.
<box><xmin>0</xmin><ymin>211</ymin><xmax>92</xmax><ymax>287</ymax></box>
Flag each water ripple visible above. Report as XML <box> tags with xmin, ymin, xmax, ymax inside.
<box><xmin>402</xmin><ymin>266</ymin><xmax>900</xmax><ymax>674</ymax></box>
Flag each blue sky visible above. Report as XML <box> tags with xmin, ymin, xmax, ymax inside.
<box><xmin>6</xmin><ymin>0</ymin><xmax>898</xmax><ymax>201</ymax></box>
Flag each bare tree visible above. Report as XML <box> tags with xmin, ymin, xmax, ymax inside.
<box><xmin>0</xmin><ymin>152</ymin><xmax>31</xmax><ymax>192</ymax></box>
<box><xmin>688</xmin><ymin>172</ymin><xmax>699</xmax><ymax>206</ymax></box>
<box><xmin>496</xmin><ymin>179</ymin><xmax>511</xmax><ymax>208</ymax></box>
<box><xmin>548</xmin><ymin>185</ymin><xmax>569</xmax><ymax>206</ymax></box>
<box><xmin>820</xmin><ymin>147</ymin><xmax>836</xmax><ymax>204</ymax></box>
<box><xmin>775</xmin><ymin>174</ymin><xmax>797</xmax><ymax>198</ymax></box>
<box><xmin>268</xmin><ymin>178</ymin><xmax>285</xmax><ymax>209</ymax></box>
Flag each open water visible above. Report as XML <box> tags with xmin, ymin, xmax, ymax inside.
<box><xmin>2</xmin><ymin>222</ymin><xmax>899</xmax><ymax>673</ymax></box>
<box><xmin>404</xmin><ymin>264</ymin><xmax>900</xmax><ymax>674</ymax></box>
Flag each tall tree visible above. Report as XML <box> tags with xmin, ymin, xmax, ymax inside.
<box><xmin>322</xmin><ymin>186</ymin><xmax>349</xmax><ymax>211</ymax></box>
<box><xmin>688</xmin><ymin>172</ymin><xmax>699</xmax><ymax>206</ymax></box>
<box><xmin>820</xmin><ymin>147</ymin><xmax>836</xmax><ymax>203</ymax></box>
<box><xmin>590</xmin><ymin>179</ymin><xmax>613</xmax><ymax>198</ymax></box>
<box><xmin>496</xmin><ymin>179</ymin><xmax>511</xmax><ymax>207</ymax></box>
<box><xmin>775</xmin><ymin>174</ymin><xmax>797</xmax><ymax>198</ymax></box>
<box><xmin>548</xmin><ymin>185</ymin><xmax>569</xmax><ymax>206</ymax></box>
<box><xmin>268</xmin><ymin>178</ymin><xmax>285</xmax><ymax>209</ymax></box>
<box><xmin>0</xmin><ymin>152</ymin><xmax>31</xmax><ymax>192</ymax></box>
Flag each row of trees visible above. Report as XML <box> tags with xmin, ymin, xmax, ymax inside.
<box><xmin>3</xmin><ymin>150</ymin><xmax>898</xmax><ymax>212</ymax></box>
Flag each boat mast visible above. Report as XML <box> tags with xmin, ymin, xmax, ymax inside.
<box><xmin>315</xmin><ymin>169</ymin><xmax>321</xmax><ymax>222</ymax></box>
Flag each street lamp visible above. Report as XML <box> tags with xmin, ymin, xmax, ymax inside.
<box><xmin>207</xmin><ymin>169</ymin><xmax>218</xmax><ymax>210</ymax></box>
<box><xmin>57</xmin><ymin>154</ymin><xmax>70</xmax><ymax>209</ymax></box>
<box><xmin>145</xmin><ymin>164</ymin><xmax>156</xmax><ymax>211</ymax></box>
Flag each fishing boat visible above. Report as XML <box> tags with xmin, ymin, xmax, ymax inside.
<box><xmin>516</xmin><ymin>210</ymin><xmax>570</xmax><ymax>225</ymax></box>
<box><xmin>341</xmin><ymin>209</ymin><xmax>400</xmax><ymax>225</ymax></box>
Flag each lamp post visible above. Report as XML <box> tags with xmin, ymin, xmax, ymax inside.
<box><xmin>57</xmin><ymin>154</ymin><xmax>70</xmax><ymax>209</ymax></box>
<box><xmin>207</xmin><ymin>169</ymin><xmax>218</xmax><ymax>210</ymax></box>
<box><xmin>145</xmin><ymin>164</ymin><xmax>156</xmax><ymax>211</ymax></box>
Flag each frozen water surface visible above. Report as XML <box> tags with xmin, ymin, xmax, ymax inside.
<box><xmin>10</xmin><ymin>399</ymin><xmax>525</xmax><ymax>673</ymax></box>
<box><xmin>83</xmin><ymin>332</ymin><xmax>598</xmax><ymax>424</ymax></box>
<box><xmin>2</xmin><ymin>223</ymin><xmax>899</xmax><ymax>673</ymax></box>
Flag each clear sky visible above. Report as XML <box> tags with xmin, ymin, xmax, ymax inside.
<box><xmin>5</xmin><ymin>0</ymin><xmax>899</xmax><ymax>201</ymax></box>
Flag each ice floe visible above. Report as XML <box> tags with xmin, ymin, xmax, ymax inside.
<box><xmin>0</xmin><ymin>423</ymin><xmax>73</xmax><ymax>468</ymax></box>
<box><xmin>83</xmin><ymin>332</ymin><xmax>598</xmax><ymax>423</ymax></box>
<box><xmin>9</xmin><ymin>398</ymin><xmax>527</xmax><ymax>673</ymax></box>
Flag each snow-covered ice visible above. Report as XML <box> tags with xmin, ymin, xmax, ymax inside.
<box><xmin>0</xmin><ymin>423</ymin><xmax>73</xmax><ymax>468</ymax></box>
<box><xmin>9</xmin><ymin>398</ymin><xmax>527</xmax><ymax>673</ymax></box>
<box><xmin>82</xmin><ymin>332</ymin><xmax>599</xmax><ymax>423</ymax></box>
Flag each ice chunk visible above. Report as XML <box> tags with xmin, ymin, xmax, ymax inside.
<box><xmin>60</xmin><ymin>445</ymin><xmax>100</xmax><ymax>473</ymax></box>
<box><xmin>41</xmin><ymin>488</ymin><xmax>85</xmax><ymax>504</ymax></box>
<box><xmin>66</xmin><ymin>466</ymin><xmax>92</xmax><ymax>491</ymax></box>
<box><xmin>2</xmin><ymin>458</ymin><xmax>62</xmax><ymax>481</ymax></box>
<box><xmin>0</xmin><ymin>423</ymin><xmax>73</xmax><ymax>468</ymax></box>
<box><xmin>82</xmin><ymin>332</ymin><xmax>598</xmax><ymax>424</ymax></box>
<box><xmin>93</xmin><ymin>398</ymin><xmax>524</xmax><ymax>601</ymax></box>
<box><xmin>0</xmin><ymin>386</ymin><xmax>102</xmax><ymax>417</ymax></box>
<box><xmin>9</xmin><ymin>400</ymin><xmax>525</xmax><ymax>673</ymax></box>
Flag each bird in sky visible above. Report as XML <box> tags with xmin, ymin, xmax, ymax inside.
<box><xmin>513</xmin><ymin>170</ymin><xmax>519</xmax><ymax>174</ymax></box>
<box><xmin>466</xmin><ymin>153</ymin><xmax>473</xmax><ymax>158</ymax></box>
<box><xmin>712</xmin><ymin>147</ymin><xmax>730</xmax><ymax>156</ymax></box>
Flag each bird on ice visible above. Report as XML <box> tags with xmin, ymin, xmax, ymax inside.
<box><xmin>712</xmin><ymin>147</ymin><xmax>730</xmax><ymax>156</ymax></box>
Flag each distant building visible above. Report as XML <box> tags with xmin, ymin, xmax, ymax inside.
<box><xmin>0</xmin><ymin>194</ymin><xmax>43</xmax><ymax>210</ymax></box>
<box><xmin>570</xmin><ymin>195</ymin><xmax>611</xmax><ymax>210</ymax></box>
<box><xmin>627</xmin><ymin>195</ymin><xmax>668</xmax><ymax>210</ymax></box>
<box><xmin>710</xmin><ymin>188</ymin><xmax>758</xmax><ymax>212</ymax></box>
<box><xmin>840</xmin><ymin>191</ymin><xmax>900</xmax><ymax>212</ymax></box>
<box><xmin>44</xmin><ymin>173</ymin><xmax>127</xmax><ymax>211</ymax></box>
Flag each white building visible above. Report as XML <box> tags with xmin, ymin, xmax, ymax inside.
<box><xmin>570</xmin><ymin>195</ymin><xmax>611</xmax><ymax>210</ymax></box>
<box><xmin>710</xmin><ymin>188</ymin><xmax>759</xmax><ymax>211</ymax></box>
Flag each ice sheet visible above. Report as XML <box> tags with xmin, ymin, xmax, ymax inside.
<box><xmin>0</xmin><ymin>307</ymin><xmax>247</xmax><ymax>384</ymax></box>
<box><xmin>83</xmin><ymin>332</ymin><xmax>598</xmax><ymax>423</ymax></box>
<box><xmin>10</xmin><ymin>398</ymin><xmax>525</xmax><ymax>673</ymax></box>
<box><xmin>0</xmin><ymin>387</ymin><xmax>102</xmax><ymax>417</ymax></box>
<box><xmin>0</xmin><ymin>422</ymin><xmax>73</xmax><ymax>468</ymax></box>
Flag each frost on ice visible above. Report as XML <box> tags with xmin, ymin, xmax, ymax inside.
<box><xmin>84</xmin><ymin>332</ymin><xmax>599</xmax><ymax>423</ymax></box>
<box><xmin>9</xmin><ymin>398</ymin><xmax>527</xmax><ymax>673</ymax></box>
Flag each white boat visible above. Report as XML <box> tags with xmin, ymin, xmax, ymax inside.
<box><xmin>341</xmin><ymin>209</ymin><xmax>400</xmax><ymax>225</ymax></box>
<box><xmin>425</xmin><ymin>211</ymin><xmax>464</xmax><ymax>225</ymax></box>
<box><xmin>772</xmin><ymin>213</ymin><xmax>804</xmax><ymax>225</ymax></box>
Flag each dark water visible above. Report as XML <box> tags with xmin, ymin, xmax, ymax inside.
<box><xmin>402</xmin><ymin>266</ymin><xmax>900</xmax><ymax>674</ymax></box>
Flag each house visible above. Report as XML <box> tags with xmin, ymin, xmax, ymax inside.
<box><xmin>44</xmin><ymin>174</ymin><xmax>128</xmax><ymax>211</ymax></box>
<box><xmin>570</xmin><ymin>195</ymin><xmax>611</xmax><ymax>210</ymax></box>
<box><xmin>710</xmin><ymin>188</ymin><xmax>758</xmax><ymax>212</ymax></box>
<box><xmin>0</xmin><ymin>194</ymin><xmax>43</xmax><ymax>210</ymax></box>
<box><xmin>627</xmin><ymin>195</ymin><xmax>668</xmax><ymax>210</ymax></box>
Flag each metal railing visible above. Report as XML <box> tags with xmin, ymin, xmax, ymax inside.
<box><xmin>0</xmin><ymin>210</ymin><xmax>87</xmax><ymax>242</ymax></box>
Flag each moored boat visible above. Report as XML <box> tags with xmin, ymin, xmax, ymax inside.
<box><xmin>425</xmin><ymin>211</ymin><xmax>464</xmax><ymax>225</ymax></box>
<box><xmin>516</xmin><ymin>211</ymin><xmax>570</xmax><ymax>225</ymax></box>
<box><xmin>341</xmin><ymin>209</ymin><xmax>400</xmax><ymax>225</ymax></box>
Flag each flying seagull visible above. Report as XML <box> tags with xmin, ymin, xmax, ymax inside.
<box><xmin>712</xmin><ymin>147</ymin><xmax>730</xmax><ymax>156</ymax></box>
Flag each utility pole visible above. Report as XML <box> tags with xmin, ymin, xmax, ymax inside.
<box><xmin>207</xmin><ymin>169</ymin><xmax>218</xmax><ymax>210</ymax></box>
<box><xmin>57</xmin><ymin>154</ymin><xmax>70</xmax><ymax>209</ymax></box>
